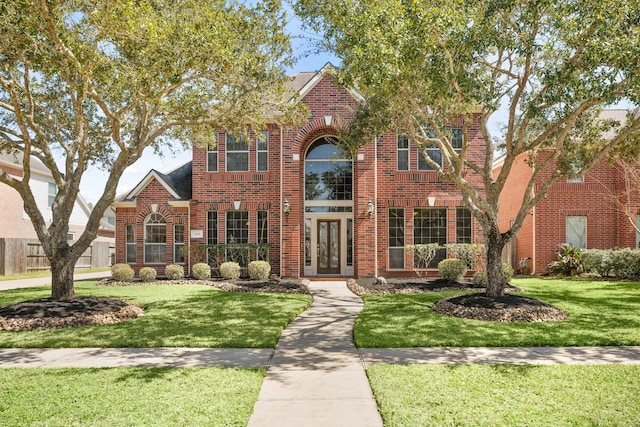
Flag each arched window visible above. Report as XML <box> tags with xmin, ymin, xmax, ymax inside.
<box><xmin>144</xmin><ymin>213</ymin><xmax>166</xmax><ymax>264</ymax></box>
<box><xmin>304</xmin><ymin>138</ymin><xmax>353</xmax><ymax>201</ymax></box>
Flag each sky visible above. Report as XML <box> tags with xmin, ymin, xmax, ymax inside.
<box><xmin>79</xmin><ymin>9</ymin><xmax>339</xmax><ymax>205</ymax></box>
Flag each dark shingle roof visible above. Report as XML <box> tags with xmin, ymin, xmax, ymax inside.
<box><xmin>157</xmin><ymin>161</ymin><xmax>192</xmax><ymax>200</ymax></box>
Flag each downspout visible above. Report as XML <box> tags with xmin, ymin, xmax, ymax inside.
<box><xmin>374</xmin><ymin>136</ymin><xmax>379</xmax><ymax>277</ymax></box>
<box><xmin>279</xmin><ymin>126</ymin><xmax>284</xmax><ymax>277</ymax></box>
<box><xmin>187</xmin><ymin>203</ymin><xmax>191</xmax><ymax>276</ymax></box>
<box><xmin>531</xmin><ymin>204</ymin><xmax>536</xmax><ymax>274</ymax></box>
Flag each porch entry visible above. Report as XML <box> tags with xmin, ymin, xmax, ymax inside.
<box><xmin>304</xmin><ymin>216</ymin><xmax>354</xmax><ymax>276</ymax></box>
<box><xmin>303</xmin><ymin>136</ymin><xmax>354</xmax><ymax>276</ymax></box>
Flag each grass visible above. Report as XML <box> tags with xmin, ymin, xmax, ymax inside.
<box><xmin>354</xmin><ymin>278</ymin><xmax>640</xmax><ymax>347</ymax></box>
<box><xmin>0</xmin><ymin>367</ymin><xmax>263</xmax><ymax>427</ymax></box>
<box><xmin>0</xmin><ymin>268</ymin><xmax>110</xmax><ymax>281</ymax></box>
<box><xmin>0</xmin><ymin>281</ymin><xmax>312</xmax><ymax>348</ymax></box>
<box><xmin>367</xmin><ymin>364</ymin><xmax>640</xmax><ymax>426</ymax></box>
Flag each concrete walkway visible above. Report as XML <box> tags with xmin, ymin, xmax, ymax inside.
<box><xmin>247</xmin><ymin>281</ymin><xmax>383</xmax><ymax>427</ymax></box>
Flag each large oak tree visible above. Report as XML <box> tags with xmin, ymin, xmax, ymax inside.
<box><xmin>295</xmin><ymin>0</ymin><xmax>640</xmax><ymax>296</ymax></box>
<box><xmin>0</xmin><ymin>0</ymin><xmax>302</xmax><ymax>299</ymax></box>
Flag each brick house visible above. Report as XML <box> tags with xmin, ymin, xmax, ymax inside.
<box><xmin>494</xmin><ymin>110</ymin><xmax>640</xmax><ymax>273</ymax></box>
<box><xmin>113</xmin><ymin>64</ymin><xmax>487</xmax><ymax>278</ymax></box>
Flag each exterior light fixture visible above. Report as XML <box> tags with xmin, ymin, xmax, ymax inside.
<box><xmin>367</xmin><ymin>200</ymin><xmax>374</xmax><ymax>222</ymax></box>
<box><xmin>283</xmin><ymin>200</ymin><xmax>290</xmax><ymax>217</ymax></box>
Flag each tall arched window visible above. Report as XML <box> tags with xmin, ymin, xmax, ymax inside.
<box><xmin>144</xmin><ymin>213</ymin><xmax>166</xmax><ymax>264</ymax></box>
<box><xmin>305</xmin><ymin>138</ymin><xmax>353</xmax><ymax>202</ymax></box>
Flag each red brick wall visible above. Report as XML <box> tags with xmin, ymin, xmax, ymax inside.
<box><xmin>497</xmin><ymin>151</ymin><xmax>640</xmax><ymax>273</ymax></box>
<box><xmin>116</xmin><ymin>74</ymin><xmax>490</xmax><ymax>279</ymax></box>
<box><xmin>494</xmin><ymin>151</ymin><xmax>535</xmax><ymax>271</ymax></box>
<box><xmin>115</xmin><ymin>180</ymin><xmax>189</xmax><ymax>276</ymax></box>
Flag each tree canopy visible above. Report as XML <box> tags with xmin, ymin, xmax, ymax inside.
<box><xmin>295</xmin><ymin>0</ymin><xmax>640</xmax><ymax>295</ymax></box>
<box><xmin>0</xmin><ymin>0</ymin><xmax>302</xmax><ymax>299</ymax></box>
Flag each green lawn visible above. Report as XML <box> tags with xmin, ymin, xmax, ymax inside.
<box><xmin>355</xmin><ymin>278</ymin><xmax>640</xmax><ymax>347</ymax></box>
<box><xmin>368</xmin><ymin>364</ymin><xmax>640</xmax><ymax>426</ymax></box>
<box><xmin>0</xmin><ymin>367</ymin><xmax>262</xmax><ymax>427</ymax></box>
<box><xmin>0</xmin><ymin>282</ymin><xmax>312</xmax><ymax>348</ymax></box>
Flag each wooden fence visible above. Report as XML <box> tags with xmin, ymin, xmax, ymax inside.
<box><xmin>0</xmin><ymin>238</ymin><xmax>114</xmax><ymax>276</ymax></box>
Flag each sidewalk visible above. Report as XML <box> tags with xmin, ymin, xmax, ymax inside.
<box><xmin>0</xmin><ymin>270</ymin><xmax>112</xmax><ymax>291</ymax></box>
<box><xmin>2</xmin><ymin>346</ymin><xmax>640</xmax><ymax>368</ymax></box>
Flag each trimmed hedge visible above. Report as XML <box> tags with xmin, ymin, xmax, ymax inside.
<box><xmin>220</xmin><ymin>262</ymin><xmax>241</xmax><ymax>280</ymax></box>
<box><xmin>248</xmin><ymin>261</ymin><xmax>271</xmax><ymax>280</ymax></box>
<box><xmin>165</xmin><ymin>264</ymin><xmax>184</xmax><ymax>280</ymax></box>
<box><xmin>192</xmin><ymin>263</ymin><xmax>211</xmax><ymax>280</ymax></box>
<box><xmin>139</xmin><ymin>267</ymin><xmax>157</xmax><ymax>282</ymax></box>
<box><xmin>438</xmin><ymin>258</ymin><xmax>468</xmax><ymax>282</ymax></box>
<box><xmin>583</xmin><ymin>248</ymin><xmax>640</xmax><ymax>279</ymax></box>
<box><xmin>111</xmin><ymin>263</ymin><xmax>134</xmax><ymax>282</ymax></box>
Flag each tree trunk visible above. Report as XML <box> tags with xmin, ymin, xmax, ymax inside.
<box><xmin>50</xmin><ymin>244</ymin><xmax>77</xmax><ymax>300</ymax></box>
<box><xmin>485</xmin><ymin>226</ymin><xmax>507</xmax><ymax>298</ymax></box>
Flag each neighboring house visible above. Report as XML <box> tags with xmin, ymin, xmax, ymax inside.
<box><xmin>113</xmin><ymin>64</ymin><xmax>487</xmax><ymax>278</ymax></box>
<box><xmin>495</xmin><ymin>109</ymin><xmax>640</xmax><ymax>274</ymax></box>
<box><xmin>0</xmin><ymin>150</ymin><xmax>115</xmax><ymax>274</ymax></box>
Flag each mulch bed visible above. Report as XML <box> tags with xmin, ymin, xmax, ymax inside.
<box><xmin>97</xmin><ymin>277</ymin><xmax>310</xmax><ymax>294</ymax></box>
<box><xmin>433</xmin><ymin>293</ymin><xmax>568</xmax><ymax>322</ymax></box>
<box><xmin>0</xmin><ymin>297</ymin><xmax>144</xmax><ymax>331</ymax></box>
<box><xmin>348</xmin><ymin>277</ymin><xmax>567</xmax><ymax>322</ymax></box>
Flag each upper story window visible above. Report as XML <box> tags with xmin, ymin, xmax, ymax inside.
<box><xmin>305</xmin><ymin>138</ymin><xmax>353</xmax><ymax>201</ymax></box>
<box><xmin>226</xmin><ymin>133</ymin><xmax>249</xmax><ymax>172</ymax></box>
<box><xmin>48</xmin><ymin>182</ymin><xmax>56</xmax><ymax>207</ymax></box>
<box><xmin>418</xmin><ymin>128</ymin><xmax>463</xmax><ymax>171</ymax></box>
<box><xmin>397</xmin><ymin>136</ymin><xmax>409</xmax><ymax>171</ymax></box>
<box><xmin>207</xmin><ymin>139</ymin><xmax>218</xmax><ymax>172</ymax></box>
<box><xmin>257</xmin><ymin>131</ymin><xmax>268</xmax><ymax>172</ymax></box>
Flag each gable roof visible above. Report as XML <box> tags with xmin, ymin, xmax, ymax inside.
<box><xmin>285</xmin><ymin>62</ymin><xmax>363</xmax><ymax>103</ymax></box>
<box><xmin>119</xmin><ymin>161</ymin><xmax>192</xmax><ymax>203</ymax></box>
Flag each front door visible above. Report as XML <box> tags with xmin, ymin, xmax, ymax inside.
<box><xmin>317</xmin><ymin>220</ymin><xmax>340</xmax><ymax>274</ymax></box>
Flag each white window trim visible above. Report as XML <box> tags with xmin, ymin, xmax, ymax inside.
<box><xmin>144</xmin><ymin>213</ymin><xmax>166</xmax><ymax>265</ymax></box>
<box><xmin>225</xmin><ymin>133</ymin><xmax>249</xmax><ymax>172</ymax></box>
<box><xmin>257</xmin><ymin>130</ymin><xmax>268</xmax><ymax>172</ymax></box>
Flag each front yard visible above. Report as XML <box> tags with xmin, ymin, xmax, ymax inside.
<box><xmin>2</xmin><ymin>277</ymin><xmax>640</xmax><ymax>426</ymax></box>
<box><xmin>354</xmin><ymin>278</ymin><xmax>640</xmax><ymax>347</ymax></box>
<box><xmin>0</xmin><ymin>281</ymin><xmax>312</xmax><ymax>348</ymax></box>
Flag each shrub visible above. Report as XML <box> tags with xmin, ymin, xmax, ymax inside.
<box><xmin>165</xmin><ymin>264</ymin><xmax>184</xmax><ymax>280</ymax></box>
<box><xmin>445</xmin><ymin>244</ymin><xmax>485</xmax><ymax>270</ymax></box>
<box><xmin>111</xmin><ymin>263</ymin><xmax>135</xmax><ymax>282</ymax></box>
<box><xmin>438</xmin><ymin>258</ymin><xmax>468</xmax><ymax>282</ymax></box>
<box><xmin>610</xmin><ymin>248</ymin><xmax>640</xmax><ymax>279</ymax></box>
<box><xmin>582</xmin><ymin>249</ymin><xmax>615</xmax><ymax>277</ymax></box>
<box><xmin>472</xmin><ymin>263</ymin><xmax>514</xmax><ymax>286</ymax></box>
<box><xmin>139</xmin><ymin>267</ymin><xmax>157</xmax><ymax>282</ymax></box>
<box><xmin>547</xmin><ymin>243</ymin><xmax>584</xmax><ymax>275</ymax></box>
<box><xmin>248</xmin><ymin>261</ymin><xmax>271</xmax><ymax>280</ymax></box>
<box><xmin>220</xmin><ymin>262</ymin><xmax>241</xmax><ymax>280</ymax></box>
<box><xmin>406</xmin><ymin>243</ymin><xmax>440</xmax><ymax>277</ymax></box>
<box><xmin>192</xmin><ymin>263</ymin><xmax>211</xmax><ymax>280</ymax></box>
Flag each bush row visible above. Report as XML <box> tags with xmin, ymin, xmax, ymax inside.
<box><xmin>582</xmin><ymin>248</ymin><xmax>640</xmax><ymax>279</ymax></box>
<box><xmin>436</xmin><ymin>258</ymin><xmax>514</xmax><ymax>284</ymax></box>
<box><xmin>110</xmin><ymin>261</ymin><xmax>272</xmax><ymax>282</ymax></box>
